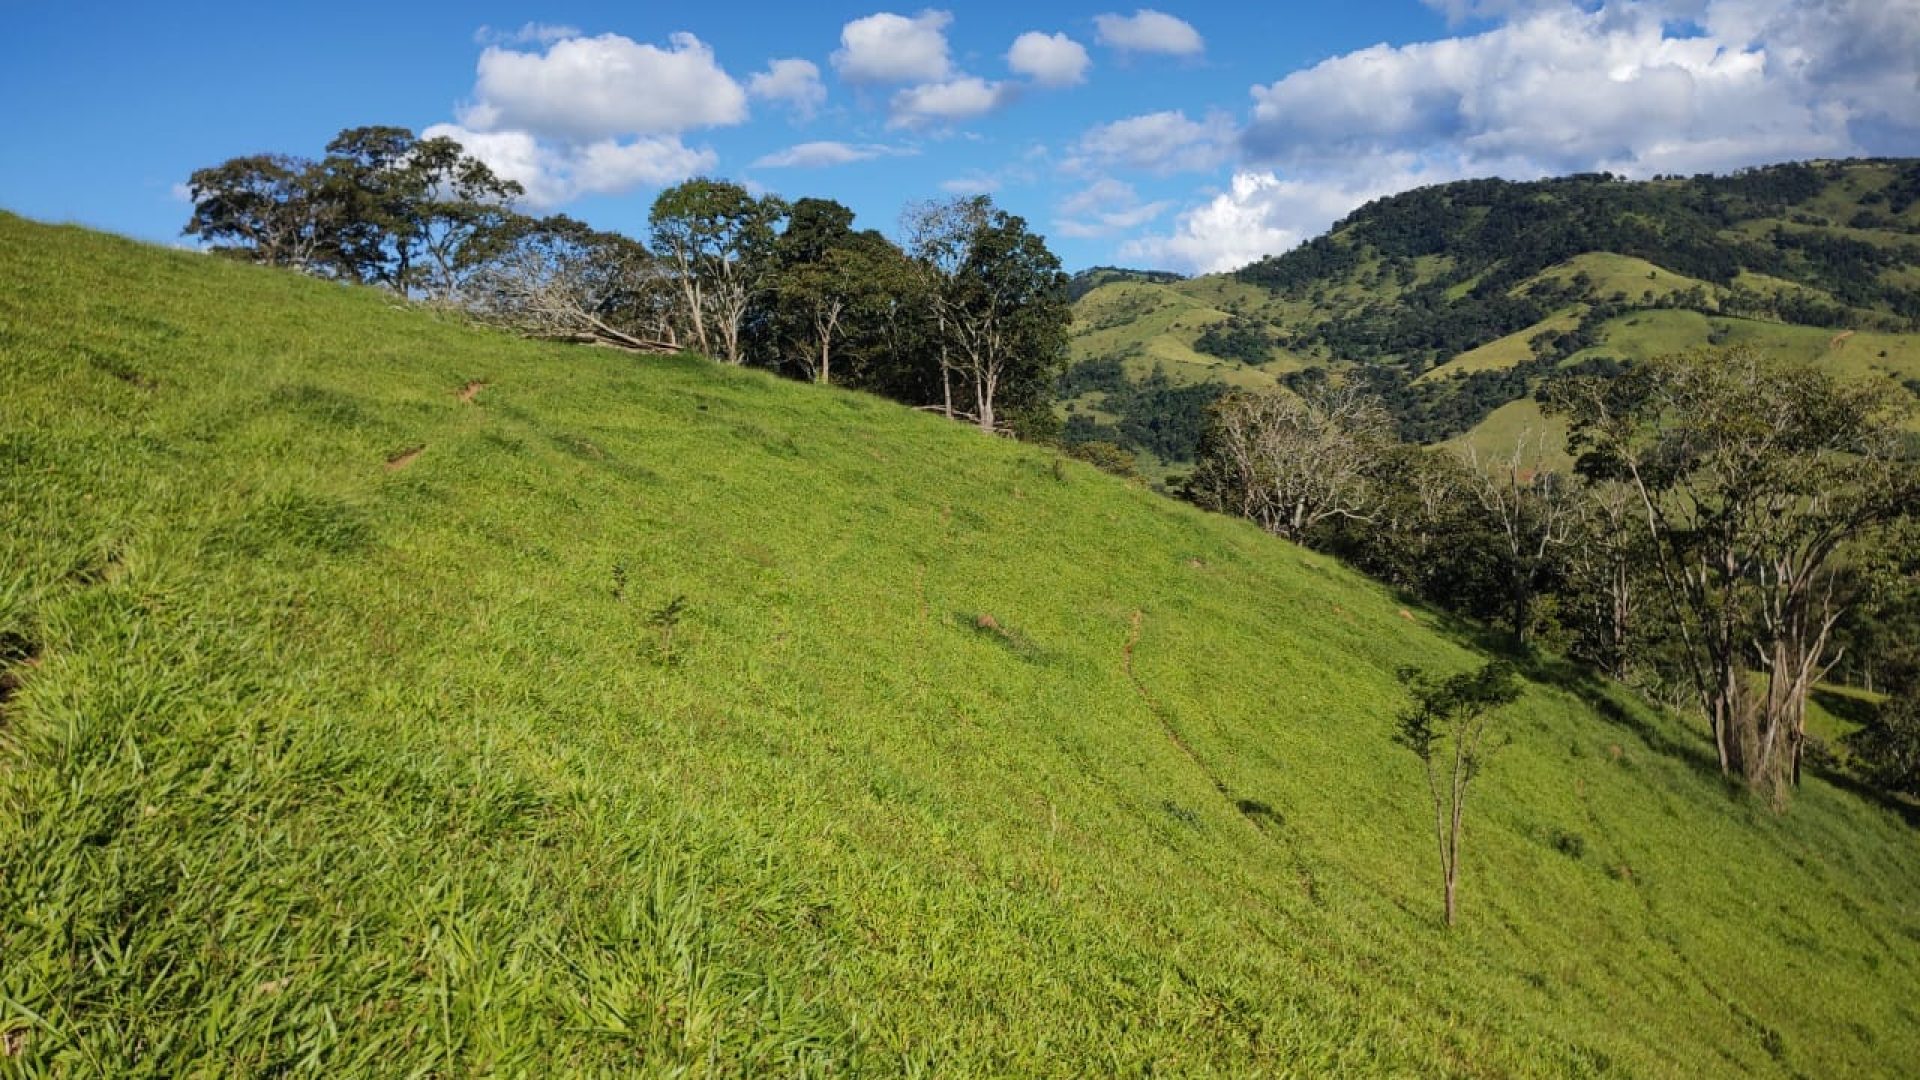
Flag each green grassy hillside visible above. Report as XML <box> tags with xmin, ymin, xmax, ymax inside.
<box><xmin>4</xmin><ymin>213</ymin><xmax>1919</xmax><ymax>1075</ymax></box>
<box><xmin>1065</xmin><ymin>160</ymin><xmax>1920</xmax><ymax>471</ymax></box>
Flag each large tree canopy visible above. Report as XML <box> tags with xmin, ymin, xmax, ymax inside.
<box><xmin>1551</xmin><ymin>346</ymin><xmax>1919</xmax><ymax>798</ymax></box>
<box><xmin>185</xmin><ymin>126</ymin><xmax>521</xmax><ymax>298</ymax></box>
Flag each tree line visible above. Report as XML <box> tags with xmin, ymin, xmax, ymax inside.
<box><xmin>1189</xmin><ymin>345</ymin><xmax>1920</xmax><ymax>806</ymax></box>
<box><xmin>184</xmin><ymin>125</ymin><xmax>1071</xmax><ymax>438</ymax></box>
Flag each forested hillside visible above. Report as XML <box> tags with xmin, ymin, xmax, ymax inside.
<box><xmin>1063</xmin><ymin>159</ymin><xmax>1920</xmax><ymax>475</ymax></box>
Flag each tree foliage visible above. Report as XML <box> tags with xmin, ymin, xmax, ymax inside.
<box><xmin>1550</xmin><ymin>346</ymin><xmax>1918</xmax><ymax>799</ymax></box>
<box><xmin>184</xmin><ymin>126</ymin><xmax>521</xmax><ymax>299</ymax></box>
<box><xmin>648</xmin><ymin>179</ymin><xmax>788</xmax><ymax>365</ymax></box>
<box><xmin>904</xmin><ymin>197</ymin><xmax>1070</xmax><ymax>434</ymax></box>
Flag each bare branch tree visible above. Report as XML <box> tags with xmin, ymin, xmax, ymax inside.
<box><xmin>466</xmin><ymin>217</ymin><xmax>681</xmax><ymax>353</ymax></box>
<box><xmin>1467</xmin><ymin>430</ymin><xmax>1576</xmax><ymax>644</ymax></box>
<box><xmin>1191</xmin><ymin>383</ymin><xmax>1394</xmax><ymax>541</ymax></box>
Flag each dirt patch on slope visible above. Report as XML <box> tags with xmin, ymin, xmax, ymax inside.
<box><xmin>384</xmin><ymin>445</ymin><xmax>425</xmax><ymax>471</ymax></box>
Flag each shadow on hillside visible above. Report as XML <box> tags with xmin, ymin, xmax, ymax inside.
<box><xmin>1418</xmin><ymin>603</ymin><xmax>1724</xmax><ymax>779</ymax></box>
<box><xmin>1419</xmin><ymin>602</ymin><xmax>1920</xmax><ymax>828</ymax></box>
<box><xmin>1804</xmin><ymin>762</ymin><xmax>1920</xmax><ymax>828</ymax></box>
<box><xmin>1810</xmin><ymin>687</ymin><xmax>1879</xmax><ymax>729</ymax></box>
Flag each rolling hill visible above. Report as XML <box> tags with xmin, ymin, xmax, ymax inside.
<box><xmin>1064</xmin><ymin>159</ymin><xmax>1920</xmax><ymax>475</ymax></box>
<box><xmin>3</xmin><ymin>213</ymin><xmax>1920</xmax><ymax>1075</ymax></box>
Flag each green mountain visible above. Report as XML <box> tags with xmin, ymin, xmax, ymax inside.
<box><xmin>3</xmin><ymin>212</ymin><xmax>1919</xmax><ymax>1074</ymax></box>
<box><xmin>1066</xmin><ymin>266</ymin><xmax>1186</xmax><ymax>302</ymax></box>
<box><xmin>1064</xmin><ymin>159</ymin><xmax>1920</xmax><ymax>475</ymax></box>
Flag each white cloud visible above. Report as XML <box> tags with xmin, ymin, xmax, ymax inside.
<box><xmin>1008</xmin><ymin>31</ymin><xmax>1091</xmax><ymax>86</ymax></box>
<box><xmin>1054</xmin><ymin>178</ymin><xmax>1173</xmax><ymax>238</ymax></box>
<box><xmin>1071</xmin><ymin>109</ymin><xmax>1235</xmax><ymax>175</ymax></box>
<box><xmin>461</xmin><ymin>32</ymin><xmax>747</xmax><ymax>141</ymax></box>
<box><xmin>888</xmin><ymin>77</ymin><xmax>1015</xmax><ymax>128</ymax></box>
<box><xmin>474</xmin><ymin>22</ymin><xmax>581</xmax><ymax>47</ymax></box>
<box><xmin>832</xmin><ymin>11</ymin><xmax>954</xmax><ymax>84</ymax></box>
<box><xmin>1094</xmin><ymin>9</ymin><xmax>1205</xmax><ymax>56</ymax></box>
<box><xmin>749</xmin><ymin>58</ymin><xmax>828</xmax><ymax>119</ymax></box>
<box><xmin>574</xmin><ymin>138</ymin><xmax>717</xmax><ymax>192</ymax></box>
<box><xmin>1239</xmin><ymin>2</ymin><xmax>1891</xmax><ymax>177</ymax></box>
<box><xmin>423</xmin><ymin>124</ymin><xmax>714</xmax><ymax>208</ymax></box>
<box><xmin>1124</xmin><ymin>161</ymin><xmax>1464</xmax><ymax>273</ymax></box>
<box><xmin>753</xmin><ymin>141</ymin><xmax>915</xmax><ymax>168</ymax></box>
<box><xmin>169</xmin><ymin>181</ymin><xmax>194</xmax><ymax>204</ymax></box>
<box><xmin>940</xmin><ymin>174</ymin><xmax>1001</xmax><ymax>195</ymax></box>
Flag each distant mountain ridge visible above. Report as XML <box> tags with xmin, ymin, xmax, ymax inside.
<box><xmin>1064</xmin><ymin>158</ymin><xmax>1920</xmax><ymax>478</ymax></box>
<box><xmin>1066</xmin><ymin>265</ymin><xmax>1186</xmax><ymax>302</ymax></box>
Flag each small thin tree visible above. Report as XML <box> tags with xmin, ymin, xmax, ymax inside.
<box><xmin>1394</xmin><ymin>660</ymin><xmax>1522</xmax><ymax>928</ymax></box>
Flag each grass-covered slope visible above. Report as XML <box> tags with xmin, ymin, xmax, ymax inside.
<box><xmin>3</xmin><ymin>213</ymin><xmax>1919</xmax><ymax>1075</ymax></box>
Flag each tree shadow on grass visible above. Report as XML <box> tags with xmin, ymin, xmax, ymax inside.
<box><xmin>1416</xmin><ymin>600</ymin><xmax>1723</xmax><ymax>781</ymax></box>
<box><xmin>1804</xmin><ymin>763</ymin><xmax>1920</xmax><ymax>828</ymax></box>
<box><xmin>1809</xmin><ymin>687</ymin><xmax>1878</xmax><ymax>730</ymax></box>
<box><xmin>1417</xmin><ymin>597</ymin><xmax>1920</xmax><ymax>828</ymax></box>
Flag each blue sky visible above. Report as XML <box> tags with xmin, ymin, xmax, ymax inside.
<box><xmin>4</xmin><ymin>1</ymin><xmax>1917</xmax><ymax>273</ymax></box>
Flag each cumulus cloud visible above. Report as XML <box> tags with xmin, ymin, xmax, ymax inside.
<box><xmin>1708</xmin><ymin>0</ymin><xmax>1920</xmax><ymax>149</ymax></box>
<box><xmin>1124</xmin><ymin>161</ymin><xmax>1466</xmax><ymax>273</ymax></box>
<box><xmin>749</xmin><ymin>58</ymin><xmax>828</xmax><ymax>119</ymax></box>
<box><xmin>1056</xmin><ymin>0</ymin><xmax>1916</xmax><ymax>265</ymax></box>
<box><xmin>753</xmin><ymin>141</ymin><xmax>915</xmax><ymax>168</ymax></box>
<box><xmin>460</xmin><ymin>32</ymin><xmax>747</xmax><ymax>141</ymax></box>
<box><xmin>889</xmin><ymin>77</ymin><xmax>1015</xmax><ymax>128</ymax></box>
<box><xmin>1070</xmin><ymin>109</ymin><xmax>1236</xmax><ymax>175</ymax></box>
<box><xmin>1008</xmin><ymin>31</ymin><xmax>1091</xmax><ymax>86</ymax></box>
<box><xmin>424</xmin><ymin>124</ymin><xmax>715</xmax><ymax>208</ymax></box>
<box><xmin>1094</xmin><ymin>9</ymin><xmax>1205</xmax><ymax>56</ymax></box>
<box><xmin>832</xmin><ymin>10</ymin><xmax>955</xmax><ymax>84</ymax></box>
<box><xmin>1239</xmin><ymin>1</ymin><xmax>1903</xmax><ymax>177</ymax></box>
<box><xmin>1055</xmin><ymin>178</ymin><xmax>1173</xmax><ymax>239</ymax></box>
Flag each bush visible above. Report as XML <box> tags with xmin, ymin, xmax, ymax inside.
<box><xmin>1064</xmin><ymin>441</ymin><xmax>1139</xmax><ymax>479</ymax></box>
<box><xmin>1550</xmin><ymin>828</ymin><xmax>1587</xmax><ymax>860</ymax></box>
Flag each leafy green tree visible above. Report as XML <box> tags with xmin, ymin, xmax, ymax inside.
<box><xmin>1551</xmin><ymin>346</ymin><xmax>1918</xmax><ymax>799</ymax></box>
<box><xmin>316</xmin><ymin>126</ymin><xmax>430</xmax><ymax>289</ymax></box>
<box><xmin>1844</xmin><ymin>652</ymin><xmax>1920</xmax><ymax>797</ymax></box>
<box><xmin>401</xmin><ymin>137</ymin><xmax>525</xmax><ymax>301</ymax></box>
<box><xmin>185</xmin><ymin>127</ymin><xmax>520</xmax><ymax>297</ymax></box>
<box><xmin>777</xmin><ymin>243</ymin><xmax>903</xmax><ymax>385</ymax></box>
<box><xmin>762</xmin><ymin>199</ymin><xmax>916</xmax><ymax>386</ymax></box>
<box><xmin>318</xmin><ymin>126</ymin><xmax>522</xmax><ymax>297</ymax></box>
<box><xmin>903</xmin><ymin>196</ymin><xmax>1070</xmax><ymax>434</ymax></box>
<box><xmin>1559</xmin><ymin>479</ymin><xmax>1649</xmax><ymax>680</ymax></box>
<box><xmin>1466</xmin><ymin>432</ymin><xmax>1575</xmax><ymax>645</ymax></box>
<box><xmin>1394</xmin><ymin>660</ymin><xmax>1523</xmax><ymax>927</ymax></box>
<box><xmin>648</xmin><ymin>179</ymin><xmax>788</xmax><ymax>365</ymax></box>
<box><xmin>183</xmin><ymin>154</ymin><xmax>338</xmax><ymax>271</ymax></box>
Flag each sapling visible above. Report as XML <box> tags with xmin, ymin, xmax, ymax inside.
<box><xmin>1394</xmin><ymin>659</ymin><xmax>1522</xmax><ymax>927</ymax></box>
